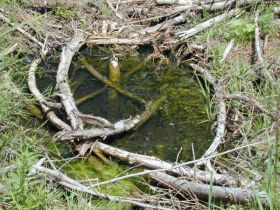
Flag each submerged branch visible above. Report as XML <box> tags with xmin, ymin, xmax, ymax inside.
<box><xmin>81</xmin><ymin>58</ymin><xmax>147</xmax><ymax>104</ymax></box>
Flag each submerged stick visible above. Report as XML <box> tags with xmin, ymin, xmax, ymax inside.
<box><xmin>149</xmin><ymin>171</ymin><xmax>268</xmax><ymax>206</ymax></box>
<box><xmin>75</xmin><ymin>87</ymin><xmax>107</xmax><ymax>106</ymax></box>
<box><xmin>81</xmin><ymin>58</ymin><xmax>147</xmax><ymax>104</ymax></box>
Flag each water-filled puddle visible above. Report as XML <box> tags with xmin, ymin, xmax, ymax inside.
<box><xmin>39</xmin><ymin>47</ymin><xmax>213</xmax><ymax>207</ymax></box>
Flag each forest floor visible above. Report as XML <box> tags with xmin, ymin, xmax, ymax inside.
<box><xmin>1</xmin><ymin>0</ymin><xmax>280</xmax><ymax>209</ymax></box>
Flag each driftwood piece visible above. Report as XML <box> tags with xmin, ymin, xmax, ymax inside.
<box><xmin>56</xmin><ymin>31</ymin><xmax>85</xmax><ymax>130</ymax></box>
<box><xmin>28</xmin><ymin>48</ymin><xmax>72</xmax><ymax>131</ymax></box>
<box><xmin>55</xmin><ymin>96</ymin><xmax>166</xmax><ymax>141</ymax></box>
<box><xmin>88</xmin><ymin>141</ymin><xmax>245</xmax><ymax>187</ymax></box>
<box><xmin>33</xmin><ymin>165</ymin><xmax>173</xmax><ymax>210</ymax></box>
<box><xmin>149</xmin><ymin>171</ymin><xmax>268</xmax><ymax>205</ymax></box>
<box><xmin>176</xmin><ymin>9</ymin><xmax>240</xmax><ymax>40</ymax></box>
<box><xmin>190</xmin><ymin>64</ymin><xmax>226</xmax><ymax>169</ymax></box>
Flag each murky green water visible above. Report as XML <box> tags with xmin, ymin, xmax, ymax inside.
<box><xmin>39</xmin><ymin>47</ymin><xmax>212</xmax><ymax>208</ymax></box>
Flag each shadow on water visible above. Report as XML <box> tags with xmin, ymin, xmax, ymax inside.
<box><xmin>38</xmin><ymin>47</ymin><xmax>213</xmax><ymax>207</ymax></box>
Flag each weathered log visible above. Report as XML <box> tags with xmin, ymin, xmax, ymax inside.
<box><xmin>177</xmin><ymin>9</ymin><xmax>240</xmax><ymax>40</ymax></box>
<box><xmin>149</xmin><ymin>171</ymin><xmax>268</xmax><ymax>205</ymax></box>
<box><xmin>56</xmin><ymin>31</ymin><xmax>85</xmax><ymax>130</ymax></box>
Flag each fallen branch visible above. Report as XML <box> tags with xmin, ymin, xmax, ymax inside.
<box><xmin>87</xmin><ymin>141</ymin><xmax>246</xmax><ymax>187</ymax></box>
<box><xmin>0</xmin><ymin>13</ymin><xmax>44</xmax><ymax>47</ymax></box>
<box><xmin>28</xmin><ymin>48</ymin><xmax>72</xmax><ymax>131</ymax></box>
<box><xmin>190</xmin><ymin>64</ymin><xmax>226</xmax><ymax>169</ymax></box>
<box><xmin>254</xmin><ymin>11</ymin><xmax>274</xmax><ymax>82</ymax></box>
<box><xmin>55</xmin><ymin>96</ymin><xmax>166</xmax><ymax>141</ymax></box>
<box><xmin>75</xmin><ymin>87</ymin><xmax>107</xmax><ymax>105</ymax></box>
<box><xmin>56</xmin><ymin>31</ymin><xmax>85</xmax><ymax>130</ymax></box>
<box><xmin>225</xmin><ymin>93</ymin><xmax>274</xmax><ymax>118</ymax></box>
<box><xmin>221</xmin><ymin>39</ymin><xmax>234</xmax><ymax>63</ymax></box>
<box><xmin>176</xmin><ymin>9</ymin><xmax>240</xmax><ymax>40</ymax></box>
<box><xmin>149</xmin><ymin>171</ymin><xmax>268</xmax><ymax>205</ymax></box>
<box><xmin>139</xmin><ymin>13</ymin><xmax>187</xmax><ymax>35</ymax></box>
<box><xmin>34</xmin><ymin>166</ymin><xmax>173</xmax><ymax>210</ymax></box>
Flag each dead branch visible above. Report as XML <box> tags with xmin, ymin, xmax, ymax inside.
<box><xmin>0</xmin><ymin>13</ymin><xmax>44</xmax><ymax>47</ymax></box>
<box><xmin>139</xmin><ymin>13</ymin><xmax>187</xmax><ymax>35</ymax></box>
<box><xmin>86</xmin><ymin>37</ymin><xmax>150</xmax><ymax>45</ymax></box>
<box><xmin>28</xmin><ymin>48</ymin><xmax>72</xmax><ymax>131</ymax></box>
<box><xmin>176</xmin><ymin>9</ymin><xmax>240</xmax><ymax>40</ymax></box>
<box><xmin>56</xmin><ymin>31</ymin><xmax>85</xmax><ymax>130</ymax></box>
<box><xmin>33</xmin><ymin>165</ymin><xmax>174</xmax><ymax>210</ymax></box>
<box><xmin>190</xmin><ymin>64</ymin><xmax>226</xmax><ymax>169</ymax></box>
<box><xmin>149</xmin><ymin>171</ymin><xmax>268</xmax><ymax>205</ymax></box>
<box><xmin>55</xmin><ymin>96</ymin><xmax>165</xmax><ymax>141</ymax></box>
<box><xmin>88</xmin><ymin>141</ymin><xmax>245</xmax><ymax>186</ymax></box>
<box><xmin>254</xmin><ymin>11</ymin><xmax>274</xmax><ymax>82</ymax></box>
<box><xmin>225</xmin><ymin>93</ymin><xmax>274</xmax><ymax>118</ymax></box>
<box><xmin>221</xmin><ymin>39</ymin><xmax>234</xmax><ymax>63</ymax></box>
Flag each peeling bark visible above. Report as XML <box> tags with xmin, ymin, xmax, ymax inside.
<box><xmin>56</xmin><ymin>31</ymin><xmax>85</xmax><ymax>130</ymax></box>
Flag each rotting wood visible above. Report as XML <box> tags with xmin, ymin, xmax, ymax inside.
<box><xmin>149</xmin><ymin>171</ymin><xmax>268</xmax><ymax>206</ymax></box>
<box><xmin>56</xmin><ymin>31</ymin><xmax>85</xmax><ymax>130</ymax></box>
